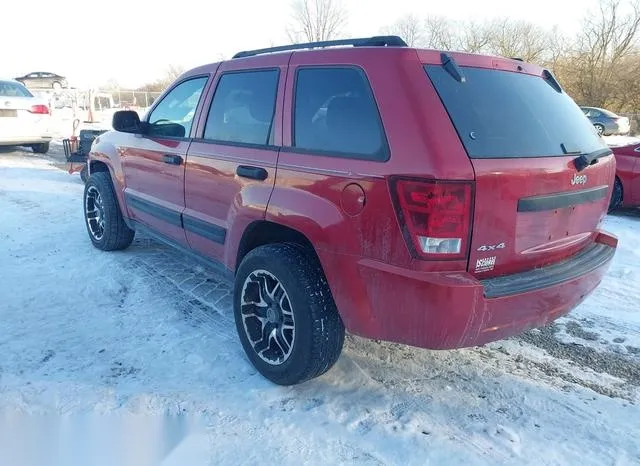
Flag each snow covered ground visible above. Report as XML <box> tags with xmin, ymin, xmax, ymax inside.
<box><xmin>603</xmin><ymin>134</ymin><xmax>640</xmax><ymax>147</ymax></box>
<box><xmin>1</xmin><ymin>149</ymin><xmax>639</xmax><ymax>466</ymax></box>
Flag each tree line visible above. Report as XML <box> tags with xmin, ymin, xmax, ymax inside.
<box><xmin>133</xmin><ymin>0</ymin><xmax>639</xmax><ymax>116</ymax></box>
<box><xmin>288</xmin><ymin>0</ymin><xmax>640</xmax><ymax>114</ymax></box>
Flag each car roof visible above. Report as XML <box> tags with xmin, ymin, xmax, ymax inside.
<box><xmin>180</xmin><ymin>37</ymin><xmax>545</xmax><ymax>82</ymax></box>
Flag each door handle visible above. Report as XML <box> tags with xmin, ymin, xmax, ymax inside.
<box><xmin>236</xmin><ymin>165</ymin><xmax>268</xmax><ymax>181</ymax></box>
<box><xmin>162</xmin><ymin>154</ymin><xmax>183</xmax><ymax>165</ymax></box>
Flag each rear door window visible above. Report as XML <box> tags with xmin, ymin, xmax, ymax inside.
<box><xmin>425</xmin><ymin>65</ymin><xmax>606</xmax><ymax>158</ymax></box>
<box><xmin>203</xmin><ymin>69</ymin><xmax>279</xmax><ymax>146</ymax></box>
<box><xmin>293</xmin><ymin>67</ymin><xmax>388</xmax><ymax>161</ymax></box>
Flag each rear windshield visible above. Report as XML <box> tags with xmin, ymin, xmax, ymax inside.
<box><xmin>0</xmin><ymin>81</ymin><xmax>33</xmax><ymax>97</ymax></box>
<box><xmin>425</xmin><ymin>65</ymin><xmax>606</xmax><ymax>158</ymax></box>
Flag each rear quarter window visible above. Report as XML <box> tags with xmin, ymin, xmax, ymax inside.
<box><xmin>293</xmin><ymin>67</ymin><xmax>388</xmax><ymax>161</ymax></box>
<box><xmin>425</xmin><ymin>65</ymin><xmax>606</xmax><ymax>159</ymax></box>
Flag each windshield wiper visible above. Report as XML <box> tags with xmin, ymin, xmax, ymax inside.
<box><xmin>573</xmin><ymin>148</ymin><xmax>613</xmax><ymax>172</ymax></box>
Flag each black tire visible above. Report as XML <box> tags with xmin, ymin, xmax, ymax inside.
<box><xmin>608</xmin><ymin>178</ymin><xmax>623</xmax><ymax>213</ymax></box>
<box><xmin>31</xmin><ymin>142</ymin><xmax>50</xmax><ymax>154</ymax></box>
<box><xmin>83</xmin><ymin>171</ymin><xmax>135</xmax><ymax>251</ymax></box>
<box><xmin>80</xmin><ymin>165</ymin><xmax>88</xmax><ymax>183</ymax></box>
<box><xmin>234</xmin><ymin>244</ymin><xmax>345</xmax><ymax>385</ymax></box>
<box><xmin>594</xmin><ymin>124</ymin><xmax>605</xmax><ymax>136</ymax></box>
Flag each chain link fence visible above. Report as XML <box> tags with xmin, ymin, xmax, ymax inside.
<box><xmin>33</xmin><ymin>88</ymin><xmax>163</xmax><ymax>113</ymax></box>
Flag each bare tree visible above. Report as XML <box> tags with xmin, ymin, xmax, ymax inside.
<box><xmin>572</xmin><ymin>0</ymin><xmax>640</xmax><ymax>106</ymax></box>
<box><xmin>287</xmin><ymin>0</ymin><xmax>348</xmax><ymax>43</ymax></box>
<box><xmin>451</xmin><ymin>20</ymin><xmax>495</xmax><ymax>53</ymax></box>
<box><xmin>381</xmin><ymin>13</ymin><xmax>424</xmax><ymax>46</ymax></box>
<box><xmin>137</xmin><ymin>65</ymin><xmax>186</xmax><ymax>92</ymax></box>
<box><xmin>423</xmin><ymin>16</ymin><xmax>458</xmax><ymax>50</ymax></box>
<box><xmin>482</xmin><ymin>18</ymin><xmax>554</xmax><ymax>62</ymax></box>
<box><xmin>165</xmin><ymin>64</ymin><xmax>185</xmax><ymax>81</ymax></box>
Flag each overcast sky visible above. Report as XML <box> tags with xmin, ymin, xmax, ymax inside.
<box><xmin>3</xmin><ymin>0</ymin><xmax>599</xmax><ymax>89</ymax></box>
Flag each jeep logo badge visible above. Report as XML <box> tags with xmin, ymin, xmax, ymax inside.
<box><xmin>571</xmin><ymin>174</ymin><xmax>587</xmax><ymax>186</ymax></box>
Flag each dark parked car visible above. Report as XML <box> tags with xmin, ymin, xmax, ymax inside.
<box><xmin>15</xmin><ymin>72</ymin><xmax>68</xmax><ymax>91</ymax></box>
<box><xmin>81</xmin><ymin>36</ymin><xmax>617</xmax><ymax>385</ymax></box>
<box><xmin>609</xmin><ymin>141</ymin><xmax>640</xmax><ymax>211</ymax></box>
<box><xmin>580</xmin><ymin>106</ymin><xmax>630</xmax><ymax>136</ymax></box>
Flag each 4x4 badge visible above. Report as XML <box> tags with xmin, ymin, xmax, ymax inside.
<box><xmin>571</xmin><ymin>173</ymin><xmax>588</xmax><ymax>186</ymax></box>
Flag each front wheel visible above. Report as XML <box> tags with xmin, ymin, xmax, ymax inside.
<box><xmin>80</xmin><ymin>165</ymin><xmax>88</xmax><ymax>183</ymax></box>
<box><xmin>608</xmin><ymin>178</ymin><xmax>623</xmax><ymax>213</ymax></box>
<box><xmin>83</xmin><ymin>171</ymin><xmax>135</xmax><ymax>250</ymax></box>
<box><xmin>594</xmin><ymin>124</ymin><xmax>605</xmax><ymax>136</ymax></box>
<box><xmin>234</xmin><ymin>244</ymin><xmax>345</xmax><ymax>385</ymax></box>
<box><xmin>31</xmin><ymin>142</ymin><xmax>49</xmax><ymax>154</ymax></box>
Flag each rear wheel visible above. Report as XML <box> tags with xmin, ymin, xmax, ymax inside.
<box><xmin>608</xmin><ymin>178</ymin><xmax>623</xmax><ymax>213</ymax></box>
<box><xmin>234</xmin><ymin>243</ymin><xmax>345</xmax><ymax>385</ymax></box>
<box><xmin>83</xmin><ymin>171</ymin><xmax>134</xmax><ymax>250</ymax></box>
<box><xmin>31</xmin><ymin>142</ymin><xmax>49</xmax><ymax>154</ymax></box>
<box><xmin>594</xmin><ymin>123</ymin><xmax>605</xmax><ymax>136</ymax></box>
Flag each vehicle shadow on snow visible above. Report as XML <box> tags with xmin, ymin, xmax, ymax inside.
<box><xmin>609</xmin><ymin>207</ymin><xmax>640</xmax><ymax>219</ymax></box>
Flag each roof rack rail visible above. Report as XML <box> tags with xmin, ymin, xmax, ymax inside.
<box><xmin>232</xmin><ymin>35</ymin><xmax>408</xmax><ymax>59</ymax></box>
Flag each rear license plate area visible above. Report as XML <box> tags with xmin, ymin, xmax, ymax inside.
<box><xmin>0</xmin><ymin>109</ymin><xmax>18</xmax><ymax>117</ymax></box>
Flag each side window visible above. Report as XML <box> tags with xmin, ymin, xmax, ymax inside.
<box><xmin>293</xmin><ymin>67</ymin><xmax>387</xmax><ymax>160</ymax></box>
<box><xmin>147</xmin><ymin>77</ymin><xmax>207</xmax><ymax>138</ymax></box>
<box><xmin>204</xmin><ymin>70</ymin><xmax>279</xmax><ymax>146</ymax></box>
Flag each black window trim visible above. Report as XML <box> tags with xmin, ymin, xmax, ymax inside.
<box><xmin>195</xmin><ymin>67</ymin><xmax>282</xmax><ymax>151</ymax></box>
<box><xmin>144</xmin><ymin>74</ymin><xmax>210</xmax><ymax>142</ymax></box>
<box><xmin>289</xmin><ymin>64</ymin><xmax>390</xmax><ymax>162</ymax></box>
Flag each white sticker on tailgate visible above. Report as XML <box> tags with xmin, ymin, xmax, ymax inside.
<box><xmin>475</xmin><ymin>256</ymin><xmax>497</xmax><ymax>273</ymax></box>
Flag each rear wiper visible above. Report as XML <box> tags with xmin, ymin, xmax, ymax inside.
<box><xmin>440</xmin><ymin>53</ymin><xmax>466</xmax><ymax>83</ymax></box>
<box><xmin>573</xmin><ymin>148</ymin><xmax>613</xmax><ymax>172</ymax></box>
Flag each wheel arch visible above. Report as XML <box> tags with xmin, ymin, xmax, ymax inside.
<box><xmin>235</xmin><ymin>220</ymin><xmax>320</xmax><ymax>273</ymax></box>
<box><xmin>87</xmin><ymin>157</ymin><xmax>129</xmax><ymax>220</ymax></box>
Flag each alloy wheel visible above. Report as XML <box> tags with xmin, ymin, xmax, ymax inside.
<box><xmin>85</xmin><ymin>186</ymin><xmax>106</xmax><ymax>241</ymax></box>
<box><xmin>240</xmin><ymin>270</ymin><xmax>295</xmax><ymax>365</ymax></box>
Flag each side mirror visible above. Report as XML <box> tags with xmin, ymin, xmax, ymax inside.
<box><xmin>112</xmin><ymin>110</ymin><xmax>141</xmax><ymax>133</ymax></box>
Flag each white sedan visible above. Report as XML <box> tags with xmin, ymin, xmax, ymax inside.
<box><xmin>0</xmin><ymin>79</ymin><xmax>53</xmax><ymax>153</ymax></box>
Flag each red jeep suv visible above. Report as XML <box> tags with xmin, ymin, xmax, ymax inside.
<box><xmin>82</xmin><ymin>36</ymin><xmax>618</xmax><ymax>385</ymax></box>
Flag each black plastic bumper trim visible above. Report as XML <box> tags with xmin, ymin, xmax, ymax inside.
<box><xmin>481</xmin><ymin>242</ymin><xmax>615</xmax><ymax>298</ymax></box>
<box><xmin>517</xmin><ymin>186</ymin><xmax>608</xmax><ymax>212</ymax></box>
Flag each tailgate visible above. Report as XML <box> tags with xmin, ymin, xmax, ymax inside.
<box><xmin>425</xmin><ymin>59</ymin><xmax>615</xmax><ymax>279</ymax></box>
<box><xmin>469</xmin><ymin>155</ymin><xmax>613</xmax><ymax>278</ymax></box>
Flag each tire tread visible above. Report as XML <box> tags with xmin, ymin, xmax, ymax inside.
<box><xmin>84</xmin><ymin>171</ymin><xmax>134</xmax><ymax>251</ymax></box>
<box><xmin>235</xmin><ymin>243</ymin><xmax>345</xmax><ymax>385</ymax></box>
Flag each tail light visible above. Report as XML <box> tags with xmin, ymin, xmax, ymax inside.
<box><xmin>29</xmin><ymin>105</ymin><xmax>49</xmax><ymax>115</ymax></box>
<box><xmin>390</xmin><ymin>177</ymin><xmax>474</xmax><ymax>260</ymax></box>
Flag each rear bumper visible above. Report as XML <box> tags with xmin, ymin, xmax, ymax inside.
<box><xmin>323</xmin><ymin>231</ymin><xmax>617</xmax><ymax>350</ymax></box>
<box><xmin>0</xmin><ymin>118</ymin><xmax>53</xmax><ymax>146</ymax></box>
<box><xmin>0</xmin><ymin>135</ymin><xmax>52</xmax><ymax>146</ymax></box>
